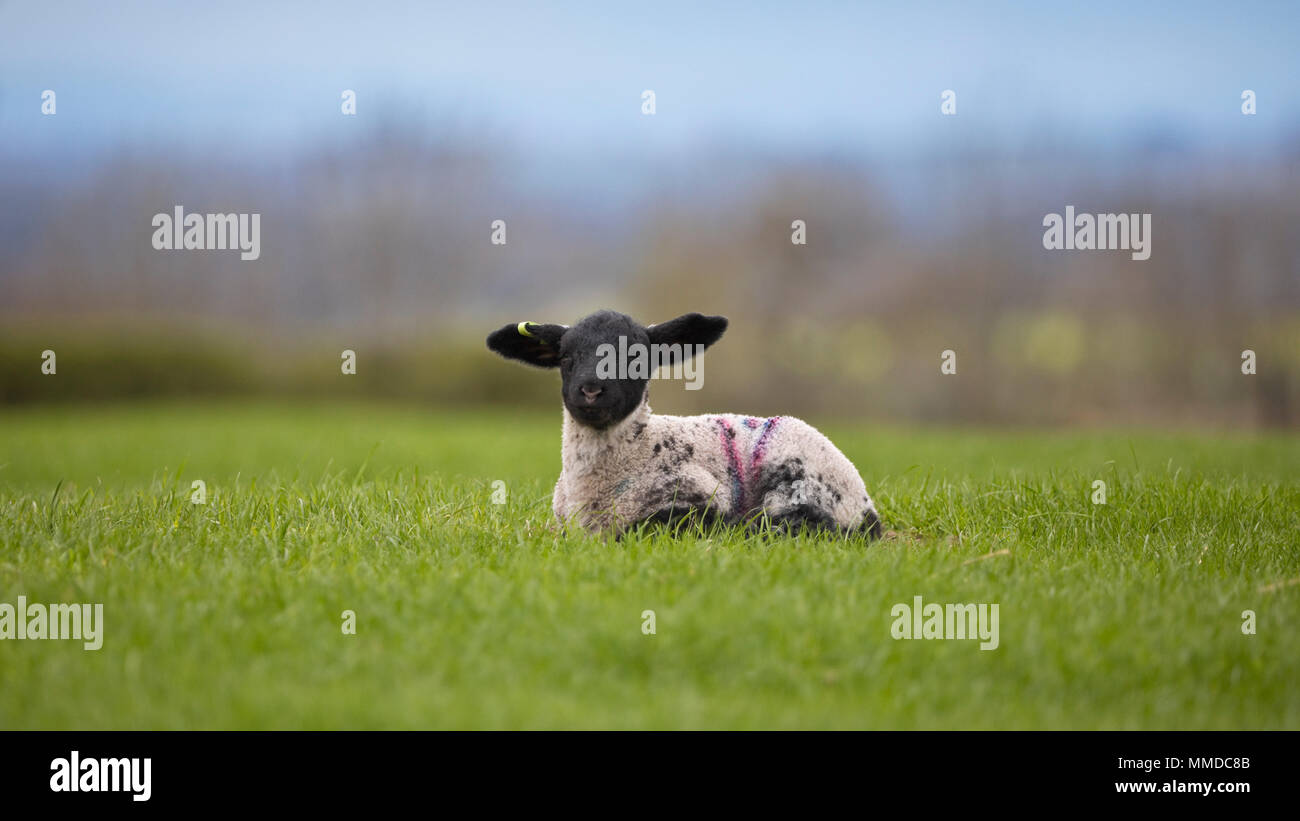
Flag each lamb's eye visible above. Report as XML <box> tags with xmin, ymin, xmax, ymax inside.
<box><xmin>560</xmin><ymin>354</ymin><xmax>573</xmax><ymax>367</ymax></box>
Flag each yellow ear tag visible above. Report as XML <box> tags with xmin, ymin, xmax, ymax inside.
<box><xmin>517</xmin><ymin>322</ymin><xmax>537</xmax><ymax>337</ymax></box>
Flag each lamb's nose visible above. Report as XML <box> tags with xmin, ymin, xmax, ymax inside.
<box><xmin>581</xmin><ymin>385</ymin><xmax>603</xmax><ymax>403</ymax></box>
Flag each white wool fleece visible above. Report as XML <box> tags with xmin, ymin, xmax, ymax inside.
<box><xmin>553</xmin><ymin>391</ymin><xmax>881</xmax><ymax>537</ymax></box>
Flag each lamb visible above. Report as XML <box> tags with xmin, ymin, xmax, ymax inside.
<box><xmin>486</xmin><ymin>310</ymin><xmax>883</xmax><ymax>539</ymax></box>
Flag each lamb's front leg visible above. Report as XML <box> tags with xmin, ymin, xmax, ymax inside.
<box><xmin>552</xmin><ymin>475</ymin><xmax>567</xmax><ymax>523</ymax></box>
<box><xmin>553</xmin><ymin>474</ymin><xmax>624</xmax><ymax>534</ymax></box>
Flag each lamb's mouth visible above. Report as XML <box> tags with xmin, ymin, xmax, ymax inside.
<box><xmin>569</xmin><ymin>403</ymin><xmax>615</xmax><ymax>428</ymax></box>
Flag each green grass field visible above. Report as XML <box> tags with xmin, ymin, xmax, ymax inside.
<box><xmin>1</xmin><ymin>400</ymin><xmax>1297</xmax><ymax>729</ymax></box>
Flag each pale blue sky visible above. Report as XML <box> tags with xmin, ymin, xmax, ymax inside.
<box><xmin>2</xmin><ymin>0</ymin><xmax>1297</xmax><ymax>162</ymax></box>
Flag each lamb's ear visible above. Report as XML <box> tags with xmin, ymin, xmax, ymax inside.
<box><xmin>486</xmin><ymin>321</ymin><xmax>568</xmax><ymax>368</ymax></box>
<box><xmin>647</xmin><ymin>313</ymin><xmax>728</xmax><ymax>362</ymax></box>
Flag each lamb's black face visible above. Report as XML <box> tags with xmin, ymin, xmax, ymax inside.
<box><xmin>486</xmin><ymin>309</ymin><xmax>729</xmax><ymax>432</ymax></box>
<box><xmin>556</xmin><ymin>312</ymin><xmax>650</xmax><ymax>429</ymax></box>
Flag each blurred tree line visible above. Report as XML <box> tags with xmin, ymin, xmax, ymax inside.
<box><xmin>2</xmin><ymin>127</ymin><xmax>1298</xmax><ymax>426</ymax></box>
